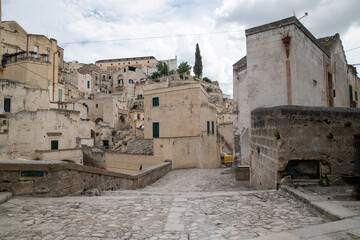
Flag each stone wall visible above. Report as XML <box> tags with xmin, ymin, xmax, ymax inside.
<box><xmin>105</xmin><ymin>152</ymin><xmax>164</xmax><ymax>174</ymax></box>
<box><xmin>0</xmin><ymin>80</ymin><xmax>50</xmax><ymax>113</ymax></box>
<box><xmin>0</xmin><ymin>160</ymin><xmax>172</xmax><ymax>196</ymax></box>
<box><xmin>83</xmin><ymin>146</ymin><xmax>106</xmax><ymax>168</ymax></box>
<box><xmin>250</xmin><ymin>105</ymin><xmax>360</xmax><ymax>190</ymax></box>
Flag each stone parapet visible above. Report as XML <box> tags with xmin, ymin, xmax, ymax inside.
<box><xmin>0</xmin><ymin>159</ymin><xmax>171</xmax><ymax>196</ymax></box>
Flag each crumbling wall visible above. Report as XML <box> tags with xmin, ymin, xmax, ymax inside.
<box><xmin>250</xmin><ymin>105</ymin><xmax>360</xmax><ymax>190</ymax></box>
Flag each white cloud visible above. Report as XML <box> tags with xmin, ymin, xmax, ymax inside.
<box><xmin>2</xmin><ymin>0</ymin><xmax>360</xmax><ymax>97</ymax></box>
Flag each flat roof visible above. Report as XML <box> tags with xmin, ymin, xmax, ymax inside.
<box><xmin>95</xmin><ymin>56</ymin><xmax>157</xmax><ymax>64</ymax></box>
<box><xmin>245</xmin><ymin>16</ymin><xmax>330</xmax><ymax>57</ymax></box>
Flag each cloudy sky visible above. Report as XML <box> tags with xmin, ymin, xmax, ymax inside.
<box><xmin>3</xmin><ymin>0</ymin><xmax>360</xmax><ymax>96</ymax></box>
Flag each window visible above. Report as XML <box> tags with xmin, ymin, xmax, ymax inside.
<box><xmin>102</xmin><ymin>75</ymin><xmax>105</xmax><ymax>81</ymax></box>
<box><xmin>356</xmin><ymin>91</ymin><xmax>358</xmax><ymax>101</ymax></box>
<box><xmin>129</xmin><ymin>79</ymin><xmax>134</xmax><ymax>84</ymax></box>
<box><xmin>111</xmin><ymin>63</ymin><xmax>113</xmax><ymax>66</ymax></box>
<box><xmin>137</xmin><ymin>94</ymin><xmax>143</xmax><ymax>99</ymax></box>
<box><xmin>58</xmin><ymin>51</ymin><xmax>60</xmax><ymax>58</ymax></box>
<box><xmin>152</xmin><ymin>97</ymin><xmax>159</xmax><ymax>107</ymax></box>
<box><xmin>58</xmin><ymin>89</ymin><xmax>62</xmax><ymax>102</ymax></box>
<box><xmin>34</xmin><ymin>45</ymin><xmax>39</xmax><ymax>58</ymax></box>
<box><xmin>4</xmin><ymin>98</ymin><xmax>10</xmax><ymax>112</ymax></box>
<box><xmin>118</xmin><ymin>68</ymin><xmax>120</xmax><ymax>71</ymax></box>
<box><xmin>153</xmin><ymin>122</ymin><xmax>159</xmax><ymax>138</ymax></box>
<box><xmin>109</xmin><ymin>76</ymin><xmax>111</xmax><ymax>80</ymax></box>
<box><xmin>87</xmin><ymin>81</ymin><xmax>90</xmax><ymax>89</ymax></box>
<box><xmin>140</xmin><ymin>78</ymin><xmax>144</xmax><ymax>81</ymax></box>
<box><xmin>118</xmin><ymin>79</ymin><xmax>123</xmax><ymax>85</ymax></box>
<box><xmin>51</xmin><ymin>140</ymin><xmax>58</xmax><ymax>150</ymax></box>
<box><xmin>124</xmin><ymin>68</ymin><xmax>126</xmax><ymax>72</ymax></box>
<box><xmin>350</xmin><ymin>85</ymin><xmax>353</xmax><ymax>102</ymax></box>
<box><xmin>110</xmin><ymin>68</ymin><xmax>113</xmax><ymax>71</ymax></box>
<box><xmin>128</xmin><ymin>66</ymin><xmax>136</xmax><ymax>72</ymax></box>
<box><xmin>45</xmin><ymin>49</ymin><xmax>49</xmax><ymax>62</ymax></box>
<box><xmin>95</xmin><ymin>76</ymin><xmax>98</xmax><ymax>84</ymax></box>
<box><xmin>211</xmin><ymin>121</ymin><xmax>215</xmax><ymax>134</ymax></box>
<box><xmin>96</xmin><ymin>104</ymin><xmax>98</xmax><ymax>108</ymax></box>
<box><xmin>137</xmin><ymin>114</ymin><xmax>141</xmax><ymax>120</ymax></box>
<box><xmin>207</xmin><ymin>121</ymin><xmax>210</xmax><ymax>134</ymax></box>
<box><xmin>333</xmin><ymin>89</ymin><xmax>336</xmax><ymax>98</ymax></box>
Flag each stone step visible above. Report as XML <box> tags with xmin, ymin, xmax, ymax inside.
<box><xmin>0</xmin><ymin>192</ymin><xmax>13</xmax><ymax>204</ymax></box>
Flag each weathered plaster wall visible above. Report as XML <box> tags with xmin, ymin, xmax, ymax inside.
<box><xmin>0</xmin><ymin>80</ymin><xmax>50</xmax><ymax>113</ymax></box>
<box><xmin>0</xmin><ymin>109</ymin><xmax>84</xmax><ymax>160</ymax></box>
<box><xmin>250</xmin><ymin>106</ymin><xmax>360</xmax><ymax>190</ymax></box>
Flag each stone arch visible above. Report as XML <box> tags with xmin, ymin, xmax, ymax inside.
<box><xmin>95</xmin><ymin>118</ymin><xmax>103</xmax><ymax>124</ymax></box>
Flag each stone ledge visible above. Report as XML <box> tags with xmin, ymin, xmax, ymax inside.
<box><xmin>281</xmin><ymin>185</ymin><xmax>360</xmax><ymax>220</ymax></box>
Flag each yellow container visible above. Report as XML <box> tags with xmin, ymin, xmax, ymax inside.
<box><xmin>224</xmin><ymin>155</ymin><xmax>233</xmax><ymax>163</ymax></box>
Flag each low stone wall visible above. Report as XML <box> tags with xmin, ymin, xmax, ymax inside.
<box><xmin>105</xmin><ymin>152</ymin><xmax>164</xmax><ymax>174</ymax></box>
<box><xmin>34</xmin><ymin>148</ymin><xmax>83</xmax><ymax>164</ymax></box>
<box><xmin>0</xmin><ymin>160</ymin><xmax>172</xmax><ymax>197</ymax></box>
<box><xmin>250</xmin><ymin>106</ymin><xmax>360</xmax><ymax>190</ymax></box>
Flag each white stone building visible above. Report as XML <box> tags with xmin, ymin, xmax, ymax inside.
<box><xmin>233</xmin><ymin>17</ymin><xmax>350</xmax><ymax>166</ymax></box>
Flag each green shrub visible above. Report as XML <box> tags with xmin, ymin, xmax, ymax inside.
<box><xmin>274</xmin><ymin>131</ymin><xmax>280</xmax><ymax>140</ymax></box>
<box><xmin>345</xmin><ymin>122</ymin><xmax>352</xmax><ymax>127</ymax></box>
<box><xmin>327</xmin><ymin>133</ymin><xmax>334</xmax><ymax>139</ymax></box>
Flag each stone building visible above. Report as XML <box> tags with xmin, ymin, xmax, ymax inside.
<box><xmin>0</xmin><ymin>21</ymin><xmax>65</xmax><ymax>103</ymax></box>
<box><xmin>144</xmin><ymin>83</ymin><xmax>220</xmax><ymax>169</ymax></box>
<box><xmin>96</xmin><ymin>56</ymin><xmax>158</xmax><ymax>72</ymax></box>
<box><xmin>112</xmin><ymin>66</ymin><xmax>148</xmax><ymax>97</ymax></box>
<box><xmin>348</xmin><ymin>64</ymin><xmax>360</xmax><ymax>108</ymax></box>
<box><xmin>233</xmin><ymin>16</ymin><xmax>351</xmax><ymax>166</ymax></box>
<box><xmin>78</xmin><ymin>64</ymin><xmax>102</xmax><ymax>92</ymax></box>
<box><xmin>0</xmin><ymin>109</ymin><xmax>94</xmax><ymax>163</ymax></box>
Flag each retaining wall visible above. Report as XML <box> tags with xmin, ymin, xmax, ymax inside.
<box><xmin>0</xmin><ymin>160</ymin><xmax>171</xmax><ymax>196</ymax></box>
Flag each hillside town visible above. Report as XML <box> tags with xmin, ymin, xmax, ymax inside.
<box><xmin>1</xmin><ymin>1</ymin><xmax>360</xmax><ymax>239</ymax></box>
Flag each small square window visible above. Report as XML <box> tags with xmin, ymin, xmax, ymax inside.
<box><xmin>152</xmin><ymin>97</ymin><xmax>159</xmax><ymax>107</ymax></box>
<box><xmin>51</xmin><ymin>140</ymin><xmax>58</xmax><ymax>150</ymax></box>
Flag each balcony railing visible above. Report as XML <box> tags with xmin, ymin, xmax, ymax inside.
<box><xmin>2</xmin><ymin>51</ymin><xmax>50</xmax><ymax>67</ymax></box>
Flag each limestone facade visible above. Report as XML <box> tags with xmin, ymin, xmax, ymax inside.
<box><xmin>0</xmin><ymin>79</ymin><xmax>50</xmax><ymax>113</ymax></box>
<box><xmin>144</xmin><ymin>83</ymin><xmax>220</xmax><ymax>169</ymax></box>
<box><xmin>233</xmin><ymin>17</ymin><xmax>351</xmax><ymax>166</ymax></box>
<box><xmin>348</xmin><ymin>65</ymin><xmax>360</xmax><ymax>108</ymax></box>
<box><xmin>96</xmin><ymin>56</ymin><xmax>158</xmax><ymax>71</ymax></box>
<box><xmin>0</xmin><ymin>21</ymin><xmax>65</xmax><ymax>102</ymax></box>
<box><xmin>0</xmin><ymin>109</ymin><xmax>92</xmax><ymax>161</ymax></box>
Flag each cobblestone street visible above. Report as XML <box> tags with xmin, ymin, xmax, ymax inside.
<box><xmin>0</xmin><ymin>168</ymin><xmax>329</xmax><ymax>240</ymax></box>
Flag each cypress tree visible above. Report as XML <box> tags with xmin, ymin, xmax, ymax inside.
<box><xmin>194</xmin><ymin>43</ymin><xmax>203</xmax><ymax>77</ymax></box>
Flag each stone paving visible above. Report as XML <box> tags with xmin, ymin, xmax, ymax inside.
<box><xmin>0</xmin><ymin>168</ymin><xmax>329</xmax><ymax>240</ymax></box>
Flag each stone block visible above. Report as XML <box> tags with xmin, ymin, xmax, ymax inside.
<box><xmin>235</xmin><ymin>166</ymin><xmax>250</xmax><ymax>180</ymax></box>
<box><xmin>0</xmin><ymin>171</ymin><xmax>20</xmax><ymax>183</ymax></box>
<box><xmin>12</xmin><ymin>181</ymin><xmax>34</xmax><ymax>195</ymax></box>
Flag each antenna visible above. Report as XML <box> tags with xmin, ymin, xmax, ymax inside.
<box><xmin>298</xmin><ymin>12</ymin><xmax>308</xmax><ymax>21</ymax></box>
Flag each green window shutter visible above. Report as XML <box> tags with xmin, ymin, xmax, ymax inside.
<box><xmin>152</xmin><ymin>97</ymin><xmax>159</xmax><ymax>106</ymax></box>
<box><xmin>153</xmin><ymin>122</ymin><xmax>159</xmax><ymax>138</ymax></box>
<box><xmin>51</xmin><ymin>140</ymin><xmax>58</xmax><ymax>150</ymax></box>
<box><xmin>58</xmin><ymin>89</ymin><xmax>62</xmax><ymax>102</ymax></box>
<box><xmin>211</xmin><ymin>121</ymin><xmax>214</xmax><ymax>134</ymax></box>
